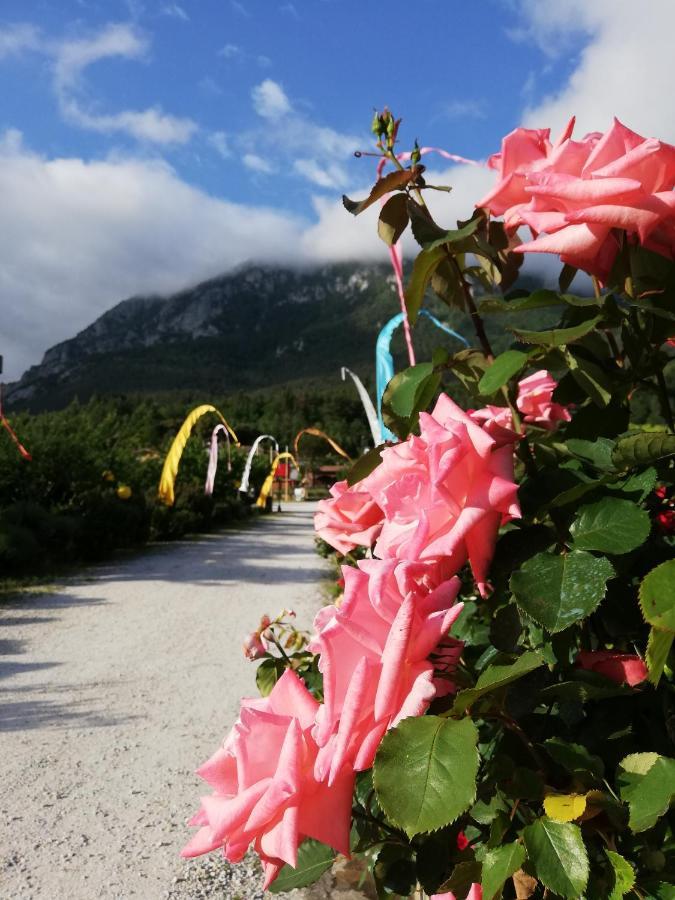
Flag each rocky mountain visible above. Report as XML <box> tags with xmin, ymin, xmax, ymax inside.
<box><xmin>9</xmin><ymin>262</ymin><xmax>469</xmax><ymax>412</ymax></box>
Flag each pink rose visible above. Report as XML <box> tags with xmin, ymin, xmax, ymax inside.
<box><xmin>314</xmin><ymin>479</ymin><xmax>384</xmax><ymax>555</ymax></box>
<box><xmin>363</xmin><ymin>394</ymin><xmax>520</xmax><ymax>596</ymax></box>
<box><xmin>242</xmin><ymin>631</ymin><xmax>267</xmax><ymax>660</ymax></box>
<box><xmin>182</xmin><ymin>670</ymin><xmax>354</xmax><ymax>889</ymax></box>
<box><xmin>478</xmin><ymin>117</ymin><xmax>675</xmax><ymax>280</ymax></box>
<box><xmin>576</xmin><ymin>650</ymin><xmax>648</xmax><ymax>687</ymax></box>
<box><xmin>309</xmin><ymin>557</ymin><xmax>463</xmax><ymax>784</ymax></box>
<box><xmin>517</xmin><ymin>370</ymin><xmax>571</xmax><ymax>429</ymax></box>
<box><xmin>432</xmin><ymin>887</ymin><xmax>481</xmax><ymax>900</ymax></box>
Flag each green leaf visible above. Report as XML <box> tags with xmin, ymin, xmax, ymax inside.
<box><xmin>559</xmin><ymin>263</ymin><xmax>578</xmax><ymax>292</ymax></box>
<box><xmin>569</xmin><ymin>497</ymin><xmax>651</xmax><ymax>555</ymax></box>
<box><xmin>431</xmin><ymin>257</ymin><xmax>464</xmax><ymax>310</ymax></box>
<box><xmin>478</xmin><ymin>288</ymin><xmax>564</xmax><ymax>314</ymax></box>
<box><xmin>405</xmin><ymin>246</ymin><xmax>446</xmax><ymax>323</ymax></box>
<box><xmin>377</xmin><ymin>192</ymin><xmax>409</xmax><ymax>246</ymax></box>
<box><xmin>452</xmin><ymin>651</ymin><xmax>544</xmax><ymax>714</ymax></box>
<box><xmin>617</xmin><ymin>752</ymin><xmax>675</xmax><ymax>833</ymax></box>
<box><xmin>407</xmin><ymin>198</ymin><xmax>484</xmax><ymax>251</ymax></box>
<box><xmin>523</xmin><ymin>818</ymin><xmax>589</xmax><ymax>898</ymax></box>
<box><xmin>436</xmin><ymin>861</ymin><xmax>483</xmax><ymax>897</ymax></box>
<box><xmin>478</xmin><ymin>350</ymin><xmax>530</xmax><ymax>396</ymax></box>
<box><xmin>567</xmin><ymin>437</ymin><xmax>616</xmax><ymax>471</ymax></box>
<box><xmin>646</xmin><ymin>627</ymin><xmax>674</xmax><ymax>686</ymax></box>
<box><xmin>342</xmin><ymin>168</ymin><xmax>413</xmax><ymax>216</ymax></box>
<box><xmin>543</xmin><ymin>738</ymin><xmax>604</xmax><ymax>778</ymax></box>
<box><xmin>565</xmin><ymin>351</ymin><xmax>613</xmax><ymax>408</ymax></box>
<box><xmin>481</xmin><ymin>842</ymin><xmax>526</xmax><ymax>900</ymax></box>
<box><xmin>346</xmin><ymin>444</ymin><xmax>385</xmax><ymax>486</ymax></box>
<box><xmin>373</xmin><ymin>716</ymin><xmax>479</xmax><ymax>838</ymax></box>
<box><xmin>540</xmin><ymin>672</ymin><xmax>628</xmax><ymax>703</ymax></box>
<box><xmin>510</xmin><ymin>550</ymin><xmax>614</xmax><ymax>634</ymax></box>
<box><xmin>612</xmin><ymin>431</ymin><xmax>675</xmax><ymax>469</ymax></box>
<box><xmin>639</xmin><ymin>560</ymin><xmax>675</xmax><ymax>631</ymax></box>
<box><xmin>268</xmin><ymin>839</ymin><xmax>335</xmax><ymax>892</ymax></box>
<box><xmin>448</xmin><ymin>349</ymin><xmax>490</xmax><ymax>399</ymax></box>
<box><xmin>613</xmin><ymin>466</ymin><xmax>657</xmax><ymax>501</ymax></box>
<box><xmin>255</xmin><ymin>656</ymin><xmax>285</xmax><ymax>697</ymax></box>
<box><xmin>384</xmin><ymin>362</ymin><xmax>438</xmax><ymax>419</ymax></box>
<box><xmin>606</xmin><ymin>850</ymin><xmax>635</xmax><ymax>900</ymax></box>
<box><xmin>511</xmin><ymin>315</ymin><xmax>602</xmax><ymax>347</ymax></box>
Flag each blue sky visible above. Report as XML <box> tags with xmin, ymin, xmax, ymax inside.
<box><xmin>1</xmin><ymin>0</ymin><xmax>674</xmax><ymax>378</ymax></box>
<box><xmin>0</xmin><ymin>0</ymin><xmax>581</xmax><ymax>212</ymax></box>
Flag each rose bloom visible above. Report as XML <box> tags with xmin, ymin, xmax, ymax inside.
<box><xmin>314</xmin><ymin>479</ymin><xmax>383</xmax><ymax>555</ymax></box>
<box><xmin>310</xmin><ymin>557</ymin><xmax>464</xmax><ymax>784</ymax></box>
<box><xmin>182</xmin><ymin>670</ymin><xmax>354</xmax><ymax>889</ymax></box>
<box><xmin>478</xmin><ymin>117</ymin><xmax>675</xmax><ymax>280</ymax></box>
<box><xmin>242</xmin><ymin>631</ymin><xmax>267</xmax><ymax>660</ymax></box>
<box><xmin>516</xmin><ymin>370</ymin><xmax>571</xmax><ymax>429</ymax></box>
<box><xmin>363</xmin><ymin>394</ymin><xmax>520</xmax><ymax>597</ymax></box>
<box><xmin>432</xmin><ymin>887</ymin><xmax>481</xmax><ymax>900</ymax></box>
<box><xmin>576</xmin><ymin>650</ymin><xmax>648</xmax><ymax>687</ymax></box>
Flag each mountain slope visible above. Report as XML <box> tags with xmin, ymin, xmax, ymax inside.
<box><xmin>7</xmin><ymin>262</ymin><xmax>474</xmax><ymax>412</ymax></box>
<box><xmin>7</xmin><ymin>261</ymin><xmax>558</xmax><ymax>413</ymax></box>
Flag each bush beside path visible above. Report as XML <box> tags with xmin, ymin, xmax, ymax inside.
<box><xmin>0</xmin><ymin>503</ymin><xmax>329</xmax><ymax>900</ymax></box>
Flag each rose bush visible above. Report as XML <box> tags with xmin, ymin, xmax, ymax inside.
<box><xmin>185</xmin><ymin>110</ymin><xmax>675</xmax><ymax>899</ymax></box>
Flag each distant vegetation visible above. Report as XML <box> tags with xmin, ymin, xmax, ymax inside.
<box><xmin>0</xmin><ymin>384</ymin><xmax>367</xmax><ymax>579</ymax></box>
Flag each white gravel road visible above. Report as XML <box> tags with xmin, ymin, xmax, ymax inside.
<box><xmin>0</xmin><ymin>502</ymin><xmax>342</xmax><ymax>900</ymax></box>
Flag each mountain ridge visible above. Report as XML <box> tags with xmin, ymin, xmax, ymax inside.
<box><xmin>7</xmin><ymin>262</ymin><xmax>431</xmax><ymax>411</ymax></box>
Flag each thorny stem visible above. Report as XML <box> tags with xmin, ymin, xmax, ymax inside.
<box><xmin>351</xmin><ymin>807</ymin><xmax>404</xmax><ymax>841</ymax></box>
<box><xmin>385</xmin><ymin>150</ymin><xmax>496</xmax><ymax>359</ymax></box>
<box><xmin>593</xmin><ymin>274</ymin><xmax>624</xmax><ymax>366</ymax></box>
<box><xmin>490</xmin><ymin>713</ymin><xmax>547</xmax><ymax>771</ymax></box>
<box><xmin>451</xmin><ymin>254</ymin><xmax>496</xmax><ymax>360</ymax></box>
<box><xmin>267</xmin><ymin>633</ymin><xmax>292</xmax><ymax>663</ymax></box>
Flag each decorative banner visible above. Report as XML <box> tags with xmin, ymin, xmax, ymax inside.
<box><xmin>341</xmin><ymin>366</ymin><xmax>381</xmax><ymax>446</ymax></box>
<box><xmin>0</xmin><ymin>385</ymin><xmax>31</xmax><ymax>461</ymax></box>
<box><xmin>239</xmin><ymin>434</ymin><xmax>279</xmax><ymax>495</ymax></box>
<box><xmin>204</xmin><ymin>424</ymin><xmax>232</xmax><ymax>496</ymax></box>
<box><xmin>158</xmin><ymin>404</ymin><xmax>238</xmax><ymax>506</ymax></box>
<box><xmin>293</xmin><ymin>427</ymin><xmax>352</xmax><ymax>462</ymax></box>
<box><xmin>376</xmin><ymin>311</ymin><xmax>469</xmax><ymax>442</ymax></box>
<box><xmin>256</xmin><ymin>451</ymin><xmax>299</xmax><ymax>508</ymax></box>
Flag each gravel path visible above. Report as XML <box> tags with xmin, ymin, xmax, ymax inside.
<box><xmin>0</xmin><ymin>502</ymin><xmax>348</xmax><ymax>900</ymax></box>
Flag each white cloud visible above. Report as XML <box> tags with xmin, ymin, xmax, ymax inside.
<box><xmin>0</xmin><ymin>128</ymin><xmax>496</xmax><ymax>381</ymax></box>
<box><xmin>53</xmin><ymin>23</ymin><xmax>147</xmax><ymax>90</ymax></box>
<box><xmin>219</xmin><ymin>43</ymin><xmax>271</xmax><ymax>67</ymax></box>
<box><xmin>219</xmin><ymin>42</ymin><xmax>241</xmax><ymax>59</ymax></box>
<box><xmin>251</xmin><ymin>78</ymin><xmax>291</xmax><ymax>119</ymax></box>
<box><xmin>208</xmin><ymin>130</ymin><xmax>230</xmax><ymax>158</ymax></box>
<box><xmin>161</xmin><ymin>3</ymin><xmax>189</xmax><ymax>21</ymax></box>
<box><xmin>243</xmin><ymin>83</ymin><xmax>362</xmax><ymax>187</ymax></box>
<box><xmin>52</xmin><ymin>24</ymin><xmax>198</xmax><ymax>144</ymax></box>
<box><xmin>242</xmin><ymin>152</ymin><xmax>274</xmax><ymax>174</ymax></box>
<box><xmin>517</xmin><ymin>0</ymin><xmax>675</xmax><ymax>142</ymax></box>
<box><xmin>0</xmin><ymin>23</ymin><xmax>41</xmax><ymax>59</ymax></box>
<box><xmin>59</xmin><ymin>98</ymin><xmax>197</xmax><ymax>143</ymax></box>
<box><xmin>293</xmin><ymin>158</ymin><xmax>349</xmax><ymax>189</ymax></box>
<box><xmin>434</xmin><ymin>99</ymin><xmax>487</xmax><ymax>122</ymax></box>
<box><xmin>0</xmin><ymin>135</ymin><xmax>305</xmax><ymax>381</ymax></box>
<box><xmin>0</xmin><ymin>23</ymin><xmax>196</xmax><ymax>145</ymax></box>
